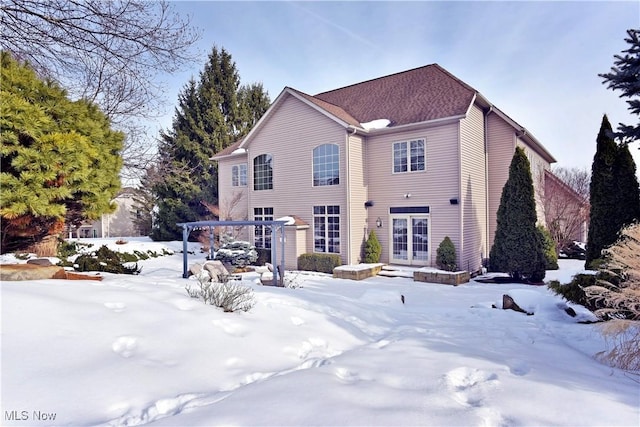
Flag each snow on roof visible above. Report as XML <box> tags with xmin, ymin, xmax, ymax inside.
<box><xmin>360</xmin><ymin>118</ymin><xmax>391</xmax><ymax>130</ymax></box>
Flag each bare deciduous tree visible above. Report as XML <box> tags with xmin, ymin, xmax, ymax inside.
<box><xmin>538</xmin><ymin>166</ymin><xmax>590</xmax><ymax>252</ymax></box>
<box><xmin>0</xmin><ymin>0</ymin><xmax>201</xmax><ymax>180</ymax></box>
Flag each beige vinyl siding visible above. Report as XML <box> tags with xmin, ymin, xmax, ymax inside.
<box><xmin>246</xmin><ymin>95</ymin><xmax>349</xmax><ymax>263</ymax></box>
<box><xmin>486</xmin><ymin>112</ymin><xmax>516</xmax><ymax>250</ymax></box>
<box><xmin>459</xmin><ymin>104</ymin><xmax>487</xmax><ymax>272</ymax></box>
<box><xmin>346</xmin><ymin>133</ymin><xmax>368</xmax><ymax>264</ymax></box>
<box><xmin>366</xmin><ymin>123</ymin><xmax>460</xmax><ymax>266</ymax></box>
<box><xmin>516</xmin><ymin>139</ymin><xmax>551</xmax><ymax>226</ymax></box>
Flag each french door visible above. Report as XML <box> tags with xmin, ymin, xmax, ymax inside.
<box><xmin>390</xmin><ymin>215</ymin><xmax>430</xmax><ymax>265</ymax></box>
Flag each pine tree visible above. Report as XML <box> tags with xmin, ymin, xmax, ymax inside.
<box><xmin>489</xmin><ymin>147</ymin><xmax>546</xmax><ymax>282</ymax></box>
<box><xmin>151</xmin><ymin>46</ymin><xmax>270</xmax><ymax>240</ymax></box>
<box><xmin>0</xmin><ymin>52</ymin><xmax>123</xmax><ymax>255</ymax></box>
<box><xmin>586</xmin><ymin>115</ymin><xmax>620</xmax><ymax>267</ymax></box>
<box><xmin>613</xmin><ymin>143</ymin><xmax>640</xmax><ymax>229</ymax></box>
<box><xmin>599</xmin><ymin>29</ymin><xmax>640</xmax><ymax>143</ymax></box>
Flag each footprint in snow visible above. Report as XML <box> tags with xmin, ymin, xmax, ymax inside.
<box><xmin>112</xmin><ymin>336</ymin><xmax>137</xmax><ymax>358</ymax></box>
<box><xmin>290</xmin><ymin>316</ymin><xmax>305</xmax><ymax>326</ymax></box>
<box><xmin>104</xmin><ymin>302</ymin><xmax>126</xmax><ymax>312</ymax></box>
<box><xmin>211</xmin><ymin>318</ymin><xmax>248</xmax><ymax>337</ymax></box>
<box><xmin>442</xmin><ymin>367</ymin><xmax>499</xmax><ymax>408</ymax></box>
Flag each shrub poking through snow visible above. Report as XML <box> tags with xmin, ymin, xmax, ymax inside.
<box><xmin>186</xmin><ymin>270</ymin><xmax>255</xmax><ymax>312</ymax></box>
<box><xmin>436</xmin><ymin>236</ymin><xmax>457</xmax><ymax>271</ymax></box>
<box><xmin>74</xmin><ymin>245</ymin><xmax>141</xmax><ymax>274</ymax></box>
<box><xmin>214</xmin><ymin>240</ymin><xmax>258</xmax><ymax>270</ymax></box>
<box><xmin>362</xmin><ymin>230</ymin><xmax>382</xmax><ymax>263</ymax></box>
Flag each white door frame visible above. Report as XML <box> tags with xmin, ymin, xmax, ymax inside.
<box><xmin>389</xmin><ymin>212</ymin><xmax>430</xmax><ymax>266</ymax></box>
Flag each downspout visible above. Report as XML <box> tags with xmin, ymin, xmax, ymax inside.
<box><xmin>484</xmin><ymin>106</ymin><xmax>493</xmax><ymax>267</ymax></box>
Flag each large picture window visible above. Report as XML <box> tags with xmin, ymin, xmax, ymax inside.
<box><xmin>313</xmin><ymin>205</ymin><xmax>340</xmax><ymax>253</ymax></box>
<box><xmin>393</xmin><ymin>139</ymin><xmax>425</xmax><ymax>173</ymax></box>
<box><xmin>253</xmin><ymin>154</ymin><xmax>273</xmax><ymax>190</ymax></box>
<box><xmin>232</xmin><ymin>164</ymin><xmax>247</xmax><ymax>187</ymax></box>
<box><xmin>313</xmin><ymin>144</ymin><xmax>339</xmax><ymax>186</ymax></box>
<box><xmin>254</xmin><ymin>207</ymin><xmax>273</xmax><ymax>249</ymax></box>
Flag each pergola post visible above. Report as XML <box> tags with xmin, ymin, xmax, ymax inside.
<box><xmin>279</xmin><ymin>224</ymin><xmax>286</xmax><ymax>287</ymax></box>
<box><xmin>181</xmin><ymin>225</ymin><xmax>190</xmax><ymax>278</ymax></box>
<box><xmin>209</xmin><ymin>226</ymin><xmax>215</xmax><ymax>260</ymax></box>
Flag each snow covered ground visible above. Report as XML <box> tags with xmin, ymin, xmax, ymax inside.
<box><xmin>1</xmin><ymin>238</ymin><xmax>638</xmax><ymax>426</ymax></box>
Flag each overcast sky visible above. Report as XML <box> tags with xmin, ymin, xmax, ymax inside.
<box><xmin>157</xmin><ymin>1</ymin><xmax>640</xmax><ymax>174</ymax></box>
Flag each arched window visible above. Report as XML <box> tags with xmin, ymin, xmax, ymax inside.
<box><xmin>253</xmin><ymin>154</ymin><xmax>273</xmax><ymax>190</ymax></box>
<box><xmin>313</xmin><ymin>144</ymin><xmax>339</xmax><ymax>186</ymax></box>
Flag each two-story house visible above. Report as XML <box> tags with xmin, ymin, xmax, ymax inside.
<box><xmin>212</xmin><ymin>64</ymin><xmax>556</xmax><ymax>273</ymax></box>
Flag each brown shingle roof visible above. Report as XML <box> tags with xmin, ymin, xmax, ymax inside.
<box><xmin>286</xmin><ymin>87</ymin><xmax>362</xmax><ymax>127</ymax></box>
<box><xmin>314</xmin><ymin>64</ymin><xmax>477</xmax><ymax>126</ymax></box>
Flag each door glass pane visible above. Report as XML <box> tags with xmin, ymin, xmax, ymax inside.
<box><xmin>412</xmin><ymin>217</ymin><xmax>428</xmax><ymax>261</ymax></box>
<box><xmin>392</xmin><ymin>218</ymin><xmax>408</xmax><ymax>260</ymax></box>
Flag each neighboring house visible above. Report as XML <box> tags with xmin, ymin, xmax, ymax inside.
<box><xmin>75</xmin><ymin>188</ymin><xmax>142</xmax><ymax>238</ymax></box>
<box><xmin>543</xmin><ymin>170</ymin><xmax>589</xmax><ymax>247</ymax></box>
<box><xmin>212</xmin><ymin>64</ymin><xmax>556</xmax><ymax>273</ymax></box>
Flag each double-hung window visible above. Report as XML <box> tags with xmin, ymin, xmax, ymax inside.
<box><xmin>393</xmin><ymin>139</ymin><xmax>425</xmax><ymax>173</ymax></box>
<box><xmin>313</xmin><ymin>144</ymin><xmax>339</xmax><ymax>186</ymax></box>
<box><xmin>254</xmin><ymin>207</ymin><xmax>273</xmax><ymax>249</ymax></box>
<box><xmin>253</xmin><ymin>154</ymin><xmax>273</xmax><ymax>190</ymax></box>
<box><xmin>313</xmin><ymin>205</ymin><xmax>340</xmax><ymax>253</ymax></box>
<box><xmin>232</xmin><ymin>164</ymin><xmax>247</xmax><ymax>187</ymax></box>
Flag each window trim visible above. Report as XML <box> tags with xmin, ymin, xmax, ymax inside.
<box><xmin>313</xmin><ymin>205</ymin><xmax>340</xmax><ymax>254</ymax></box>
<box><xmin>232</xmin><ymin>163</ymin><xmax>247</xmax><ymax>187</ymax></box>
<box><xmin>253</xmin><ymin>207</ymin><xmax>274</xmax><ymax>249</ymax></box>
<box><xmin>253</xmin><ymin>154</ymin><xmax>273</xmax><ymax>191</ymax></box>
<box><xmin>312</xmin><ymin>143</ymin><xmax>340</xmax><ymax>187</ymax></box>
<box><xmin>392</xmin><ymin>138</ymin><xmax>426</xmax><ymax>174</ymax></box>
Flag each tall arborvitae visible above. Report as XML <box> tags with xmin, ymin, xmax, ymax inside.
<box><xmin>489</xmin><ymin>146</ymin><xmax>546</xmax><ymax>282</ymax></box>
<box><xmin>613</xmin><ymin>142</ymin><xmax>640</xmax><ymax>229</ymax></box>
<box><xmin>151</xmin><ymin>46</ymin><xmax>269</xmax><ymax>240</ymax></box>
<box><xmin>586</xmin><ymin>115</ymin><xmax>619</xmax><ymax>267</ymax></box>
<box><xmin>0</xmin><ymin>52</ymin><xmax>123</xmax><ymax>255</ymax></box>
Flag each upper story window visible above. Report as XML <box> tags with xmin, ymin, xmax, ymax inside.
<box><xmin>232</xmin><ymin>164</ymin><xmax>247</xmax><ymax>187</ymax></box>
<box><xmin>253</xmin><ymin>154</ymin><xmax>273</xmax><ymax>190</ymax></box>
<box><xmin>393</xmin><ymin>139</ymin><xmax>425</xmax><ymax>173</ymax></box>
<box><xmin>313</xmin><ymin>144</ymin><xmax>339</xmax><ymax>186</ymax></box>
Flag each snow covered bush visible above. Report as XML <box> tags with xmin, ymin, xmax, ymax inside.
<box><xmin>436</xmin><ymin>236</ymin><xmax>457</xmax><ymax>271</ymax></box>
<box><xmin>214</xmin><ymin>240</ymin><xmax>258</xmax><ymax>269</ymax></box>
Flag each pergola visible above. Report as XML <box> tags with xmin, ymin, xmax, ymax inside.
<box><xmin>176</xmin><ymin>220</ymin><xmax>289</xmax><ymax>286</ymax></box>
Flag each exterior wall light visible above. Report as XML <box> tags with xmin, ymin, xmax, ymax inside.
<box><xmin>376</xmin><ymin>217</ymin><xmax>383</xmax><ymax>228</ymax></box>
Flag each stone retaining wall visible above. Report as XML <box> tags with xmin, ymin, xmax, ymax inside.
<box><xmin>413</xmin><ymin>270</ymin><xmax>470</xmax><ymax>286</ymax></box>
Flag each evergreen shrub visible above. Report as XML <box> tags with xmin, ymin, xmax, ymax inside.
<box><xmin>538</xmin><ymin>226</ymin><xmax>559</xmax><ymax>270</ymax></box>
<box><xmin>74</xmin><ymin>245</ymin><xmax>141</xmax><ymax>274</ymax></box>
<box><xmin>298</xmin><ymin>253</ymin><xmax>342</xmax><ymax>274</ymax></box>
<box><xmin>362</xmin><ymin>230</ymin><xmax>382</xmax><ymax>263</ymax></box>
<box><xmin>436</xmin><ymin>236</ymin><xmax>457</xmax><ymax>271</ymax></box>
